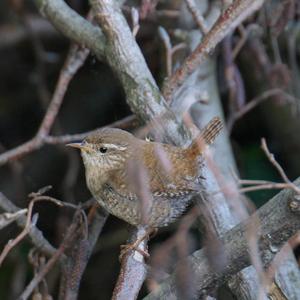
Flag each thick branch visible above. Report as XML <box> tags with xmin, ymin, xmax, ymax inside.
<box><xmin>34</xmin><ymin>0</ymin><xmax>106</xmax><ymax>59</ymax></box>
<box><xmin>90</xmin><ymin>0</ymin><xmax>190</xmax><ymax>145</ymax></box>
<box><xmin>144</xmin><ymin>178</ymin><xmax>300</xmax><ymax>299</ymax></box>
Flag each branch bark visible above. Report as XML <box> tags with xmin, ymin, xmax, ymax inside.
<box><xmin>144</xmin><ymin>178</ymin><xmax>300</xmax><ymax>299</ymax></box>
<box><xmin>90</xmin><ymin>0</ymin><xmax>190</xmax><ymax>145</ymax></box>
<box><xmin>34</xmin><ymin>0</ymin><xmax>106</xmax><ymax>59</ymax></box>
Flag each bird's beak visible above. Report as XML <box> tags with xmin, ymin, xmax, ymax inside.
<box><xmin>66</xmin><ymin>143</ymin><xmax>90</xmax><ymax>152</ymax></box>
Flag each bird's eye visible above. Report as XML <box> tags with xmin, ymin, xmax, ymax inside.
<box><xmin>99</xmin><ymin>147</ymin><xmax>107</xmax><ymax>153</ymax></box>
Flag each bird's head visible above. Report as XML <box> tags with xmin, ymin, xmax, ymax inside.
<box><xmin>67</xmin><ymin>128</ymin><xmax>137</xmax><ymax>172</ymax></box>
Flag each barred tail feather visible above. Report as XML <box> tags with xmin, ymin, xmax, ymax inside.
<box><xmin>201</xmin><ymin>116</ymin><xmax>223</xmax><ymax>145</ymax></box>
<box><xmin>188</xmin><ymin>117</ymin><xmax>223</xmax><ymax>157</ymax></box>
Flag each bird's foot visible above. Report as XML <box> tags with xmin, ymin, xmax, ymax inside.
<box><xmin>119</xmin><ymin>243</ymin><xmax>149</xmax><ymax>262</ymax></box>
<box><xmin>119</xmin><ymin>228</ymin><xmax>155</xmax><ymax>262</ymax></box>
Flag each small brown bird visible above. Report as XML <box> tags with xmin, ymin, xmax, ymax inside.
<box><xmin>67</xmin><ymin>117</ymin><xmax>222</xmax><ymax>228</ymax></box>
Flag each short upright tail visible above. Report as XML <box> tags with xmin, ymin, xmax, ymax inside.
<box><xmin>188</xmin><ymin>117</ymin><xmax>223</xmax><ymax>157</ymax></box>
<box><xmin>201</xmin><ymin>116</ymin><xmax>223</xmax><ymax>145</ymax></box>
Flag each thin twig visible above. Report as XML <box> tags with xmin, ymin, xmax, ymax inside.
<box><xmin>18</xmin><ymin>210</ymin><xmax>85</xmax><ymax>300</ymax></box>
<box><xmin>184</xmin><ymin>0</ymin><xmax>208</xmax><ymax>34</ymax></box>
<box><xmin>239</xmin><ymin>183</ymin><xmax>291</xmax><ymax>193</ymax></box>
<box><xmin>0</xmin><ymin>193</ymin><xmax>56</xmax><ymax>256</ymax></box>
<box><xmin>0</xmin><ymin>213</ymin><xmax>38</xmax><ymax>267</ymax></box>
<box><xmin>227</xmin><ymin>88</ymin><xmax>300</xmax><ymax>132</ymax></box>
<box><xmin>223</xmin><ymin>34</ymin><xmax>246</xmax><ymax>129</ymax></box>
<box><xmin>163</xmin><ymin>0</ymin><xmax>264</xmax><ymax>101</ymax></box>
<box><xmin>131</xmin><ymin>7</ymin><xmax>140</xmax><ymax>37</ymax></box>
<box><xmin>0</xmin><ymin>190</ymin><xmax>83</xmax><ymax>267</ymax></box>
<box><xmin>237</xmin><ymin>139</ymin><xmax>300</xmax><ymax>195</ymax></box>
<box><xmin>232</xmin><ymin>24</ymin><xmax>261</xmax><ymax>59</ymax></box>
<box><xmin>0</xmin><ymin>209</ymin><xmax>27</xmax><ymax>230</ymax></box>
<box><xmin>45</xmin><ymin>115</ymin><xmax>138</xmax><ymax>144</ymax></box>
<box><xmin>261</xmin><ymin>138</ymin><xmax>300</xmax><ymax>195</ymax></box>
<box><xmin>158</xmin><ymin>26</ymin><xmax>172</xmax><ymax>77</ymax></box>
<box><xmin>0</xmin><ymin>193</ymin><xmax>44</xmax><ymax>267</ymax></box>
<box><xmin>0</xmin><ymin>192</ymin><xmax>44</xmax><ymax>267</ymax></box>
<box><xmin>158</xmin><ymin>27</ymin><xmax>187</xmax><ymax>79</ymax></box>
<box><xmin>0</xmin><ymin>114</ymin><xmax>137</xmax><ymax>166</ymax></box>
<box><xmin>0</xmin><ymin>42</ymin><xmax>89</xmax><ymax>166</ymax></box>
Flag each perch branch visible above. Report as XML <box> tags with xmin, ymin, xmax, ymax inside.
<box><xmin>112</xmin><ymin>226</ymin><xmax>149</xmax><ymax>300</ymax></box>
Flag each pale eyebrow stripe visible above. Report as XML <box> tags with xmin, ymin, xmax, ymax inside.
<box><xmin>101</xmin><ymin>143</ymin><xmax>127</xmax><ymax>151</ymax></box>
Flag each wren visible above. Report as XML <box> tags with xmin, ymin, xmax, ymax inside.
<box><xmin>67</xmin><ymin>117</ymin><xmax>222</xmax><ymax>228</ymax></box>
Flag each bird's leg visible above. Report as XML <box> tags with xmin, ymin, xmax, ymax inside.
<box><xmin>119</xmin><ymin>228</ymin><xmax>156</xmax><ymax>262</ymax></box>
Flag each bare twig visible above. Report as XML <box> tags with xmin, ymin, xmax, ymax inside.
<box><xmin>158</xmin><ymin>27</ymin><xmax>186</xmax><ymax>79</ymax></box>
<box><xmin>184</xmin><ymin>0</ymin><xmax>208</xmax><ymax>34</ymax></box>
<box><xmin>0</xmin><ymin>189</ymin><xmax>54</xmax><ymax>267</ymax></box>
<box><xmin>0</xmin><ymin>193</ymin><xmax>56</xmax><ymax>256</ymax></box>
<box><xmin>232</xmin><ymin>24</ymin><xmax>261</xmax><ymax>59</ymax></box>
<box><xmin>163</xmin><ymin>0</ymin><xmax>265</xmax><ymax>101</ymax></box>
<box><xmin>227</xmin><ymin>88</ymin><xmax>300</xmax><ymax>132</ymax></box>
<box><xmin>0</xmin><ymin>113</ymin><xmax>137</xmax><ymax>166</ymax></box>
<box><xmin>261</xmin><ymin>138</ymin><xmax>300</xmax><ymax>195</ymax></box>
<box><xmin>131</xmin><ymin>7</ymin><xmax>140</xmax><ymax>37</ymax></box>
<box><xmin>149</xmin><ymin>206</ymin><xmax>199</xmax><ymax>293</ymax></box>
<box><xmin>18</xmin><ymin>210</ymin><xmax>85</xmax><ymax>300</ymax></box>
<box><xmin>239</xmin><ymin>182</ymin><xmax>292</xmax><ymax>193</ymax></box>
<box><xmin>45</xmin><ymin>115</ymin><xmax>138</xmax><ymax>144</ymax></box>
<box><xmin>90</xmin><ymin>0</ymin><xmax>191</xmax><ymax>146</ymax></box>
<box><xmin>0</xmin><ymin>188</ymin><xmax>84</xmax><ymax>267</ymax></box>
<box><xmin>0</xmin><ymin>212</ymin><xmax>38</xmax><ymax>267</ymax></box>
<box><xmin>0</xmin><ymin>209</ymin><xmax>27</xmax><ymax>230</ymax></box>
<box><xmin>158</xmin><ymin>27</ymin><xmax>172</xmax><ymax>77</ymax></box>
<box><xmin>237</xmin><ymin>139</ymin><xmax>300</xmax><ymax>195</ymax></box>
<box><xmin>0</xmin><ymin>194</ymin><xmax>42</xmax><ymax>267</ymax></box>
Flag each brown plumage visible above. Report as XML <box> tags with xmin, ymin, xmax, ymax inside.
<box><xmin>67</xmin><ymin>117</ymin><xmax>222</xmax><ymax>227</ymax></box>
